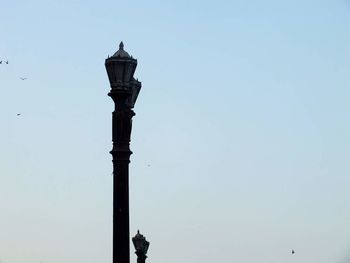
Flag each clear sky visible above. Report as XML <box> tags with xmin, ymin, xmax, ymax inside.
<box><xmin>1</xmin><ymin>0</ymin><xmax>350</xmax><ymax>263</ymax></box>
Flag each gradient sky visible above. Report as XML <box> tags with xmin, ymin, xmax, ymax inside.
<box><xmin>1</xmin><ymin>0</ymin><xmax>350</xmax><ymax>263</ymax></box>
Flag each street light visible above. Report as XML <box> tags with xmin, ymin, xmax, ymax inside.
<box><xmin>132</xmin><ymin>230</ymin><xmax>150</xmax><ymax>263</ymax></box>
<box><xmin>105</xmin><ymin>42</ymin><xmax>142</xmax><ymax>263</ymax></box>
<box><xmin>105</xmin><ymin>42</ymin><xmax>141</xmax><ymax>109</ymax></box>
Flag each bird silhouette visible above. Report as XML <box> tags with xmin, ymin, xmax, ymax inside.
<box><xmin>0</xmin><ymin>61</ymin><xmax>2</xmax><ymax>64</ymax></box>
<box><xmin>5</xmin><ymin>61</ymin><xmax>8</xmax><ymax>64</ymax></box>
<box><xmin>292</xmin><ymin>250</ymin><xmax>295</xmax><ymax>254</ymax></box>
<box><xmin>17</xmin><ymin>113</ymin><xmax>21</xmax><ymax>116</ymax></box>
<box><xmin>19</xmin><ymin>77</ymin><xmax>27</xmax><ymax>80</ymax></box>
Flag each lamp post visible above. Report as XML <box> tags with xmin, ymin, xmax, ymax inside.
<box><xmin>132</xmin><ymin>230</ymin><xmax>150</xmax><ymax>263</ymax></box>
<box><xmin>105</xmin><ymin>42</ymin><xmax>142</xmax><ymax>263</ymax></box>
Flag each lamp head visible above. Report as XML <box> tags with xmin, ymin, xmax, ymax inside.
<box><xmin>132</xmin><ymin>230</ymin><xmax>150</xmax><ymax>255</ymax></box>
<box><xmin>105</xmin><ymin>42</ymin><xmax>141</xmax><ymax>108</ymax></box>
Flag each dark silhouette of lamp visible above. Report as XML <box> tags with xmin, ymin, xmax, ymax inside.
<box><xmin>105</xmin><ymin>41</ymin><xmax>141</xmax><ymax>109</ymax></box>
<box><xmin>132</xmin><ymin>230</ymin><xmax>150</xmax><ymax>263</ymax></box>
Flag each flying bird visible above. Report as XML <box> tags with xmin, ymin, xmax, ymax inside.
<box><xmin>5</xmin><ymin>61</ymin><xmax>8</xmax><ymax>64</ymax></box>
<box><xmin>292</xmin><ymin>250</ymin><xmax>295</xmax><ymax>254</ymax></box>
<box><xmin>0</xmin><ymin>61</ymin><xmax>2</xmax><ymax>64</ymax></box>
<box><xmin>17</xmin><ymin>113</ymin><xmax>21</xmax><ymax>116</ymax></box>
<box><xmin>19</xmin><ymin>77</ymin><xmax>27</xmax><ymax>80</ymax></box>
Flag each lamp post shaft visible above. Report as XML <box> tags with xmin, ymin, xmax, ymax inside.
<box><xmin>136</xmin><ymin>252</ymin><xmax>147</xmax><ymax>263</ymax></box>
<box><xmin>110</xmin><ymin>100</ymin><xmax>135</xmax><ymax>263</ymax></box>
<box><xmin>112</xmin><ymin>159</ymin><xmax>130</xmax><ymax>263</ymax></box>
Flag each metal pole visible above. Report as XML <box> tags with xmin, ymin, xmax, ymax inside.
<box><xmin>110</xmin><ymin>96</ymin><xmax>135</xmax><ymax>263</ymax></box>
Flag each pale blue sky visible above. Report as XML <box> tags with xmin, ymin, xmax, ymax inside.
<box><xmin>1</xmin><ymin>0</ymin><xmax>350</xmax><ymax>263</ymax></box>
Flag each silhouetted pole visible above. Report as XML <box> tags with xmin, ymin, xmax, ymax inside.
<box><xmin>132</xmin><ymin>230</ymin><xmax>150</xmax><ymax>263</ymax></box>
<box><xmin>105</xmin><ymin>42</ymin><xmax>141</xmax><ymax>263</ymax></box>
